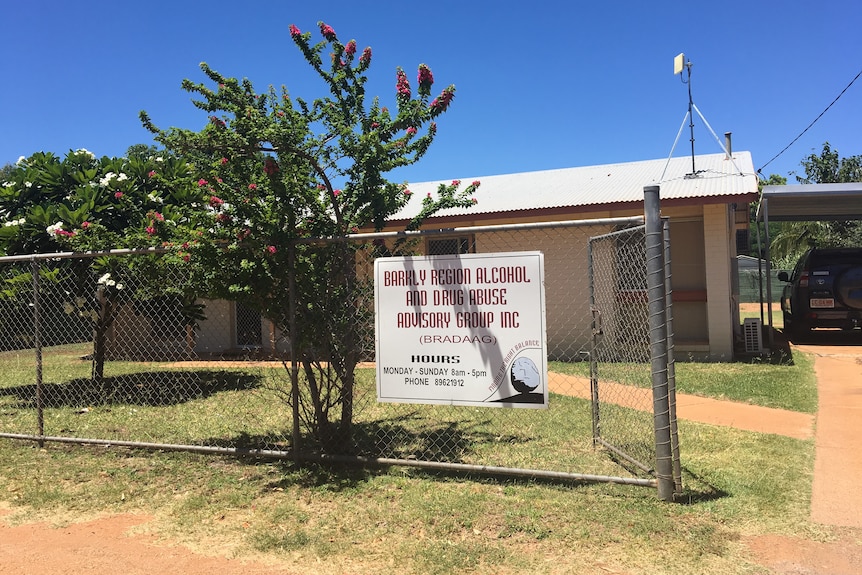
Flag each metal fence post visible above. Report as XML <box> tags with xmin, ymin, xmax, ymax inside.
<box><xmin>644</xmin><ymin>185</ymin><xmax>675</xmax><ymax>501</ymax></box>
<box><xmin>288</xmin><ymin>242</ymin><xmax>301</xmax><ymax>462</ymax></box>
<box><xmin>663</xmin><ymin>218</ymin><xmax>682</xmax><ymax>493</ymax></box>
<box><xmin>31</xmin><ymin>258</ymin><xmax>44</xmax><ymax>447</ymax></box>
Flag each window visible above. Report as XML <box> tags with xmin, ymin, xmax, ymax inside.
<box><xmin>427</xmin><ymin>236</ymin><xmax>474</xmax><ymax>255</ymax></box>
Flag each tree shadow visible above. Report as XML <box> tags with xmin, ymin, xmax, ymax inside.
<box><xmin>0</xmin><ymin>370</ymin><xmax>261</xmax><ymax>408</ymax></box>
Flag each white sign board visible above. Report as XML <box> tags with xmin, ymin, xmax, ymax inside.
<box><xmin>374</xmin><ymin>251</ymin><xmax>547</xmax><ymax>408</ymax></box>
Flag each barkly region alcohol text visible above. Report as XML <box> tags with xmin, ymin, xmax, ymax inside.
<box><xmin>382</xmin><ymin>265</ymin><xmax>531</xmax><ymax>287</ymax></box>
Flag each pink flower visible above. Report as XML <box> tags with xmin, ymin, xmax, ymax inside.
<box><xmin>427</xmin><ymin>193</ymin><xmax>432</xmax><ymax>198</ymax></box>
<box><xmin>248</xmin><ymin>183</ymin><xmax>257</xmax><ymax>190</ymax></box>
<box><xmin>452</xmin><ymin>180</ymin><xmax>461</xmax><ymax>187</ymax></box>
<box><xmin>406</xmin><ymin>127</ymin><xmax>417</xmax><ymax>135</ymax></box>
<box><xmin>430</xmin><ymin>89</ymin><xmax>454</xmax><ymax>112</ymax></box>
<box><xmin>220</xmin><ymin>157</ymin><xmax>228</xmax><ymax>165</ymax></box>
<box><xmin>267</xmin><ymin>245</ymin><xmax>277</xmax><ymax>254</ymax></box>
<box><xmin>319</xmin><ymin>22</ymin><xmax>336</xmax><ymax>40</ymax></box>
<box><xmin>264</xmin><ymin>157</ymin><xmax>279</xmax><ymax>175</ymax></box>
<box><xmin>345</xmin><ymin>40</ymin><xmax>356</xmax><ymax>56</ymax></box>
<box><xmin>182</xmin><ymin>254</ymin><xmax>190</xmax><ymax>262</ymax></box>
<box><xmin>209</xmin><ymin>196</ymin><xmax>224</xmax><ymax>207</ymax></box>
<box><xmin>153</xmin><ymin>212</ymin><xmax>164</xmax><ymax>221</ymax></box>
<box><xmin>403</xmin><ymin>189</ymin><xmax>412</xmax><ymax>195</ymax></box>
<box><xmin>471</xmin><ymin>198</ymin><xmax>478</xmax><ymax>204</ymax></box>
<box><xmin>289</xmin><ymin>24</ymin><xmax>301</xmax><ymax>37</ymax></box>
<box><xmin>81</xmin><ymin>221</ymin><xmax>90</xmax><ymax>229</ymax></box>
<box><xmin>114</xmin><ymin>191</ymin><xmax>123</xmax><ymax>199</ymax></box>
<box><xmin>145</xmin><ymin>226</ymin><xmax>156</xmax><ymax>235</ymax></box>
<box><xmin>360</xmin><ymin>47</ymin><xmax>372</xmax><ymax>66</ymax></box>
<box><xmin>371</xmin><ymin>122</ymin><xmax>379</xmax><ymax>128</ymax></box>
<box><xmin>147</xmin><ymin>170</ymin><xmax>156</xmax><ymax>178</ymax></box>
<box><xmin>333</xmin><ymin>189</ymin><xmax>341</xmax><ymax>196</ymax></box>
<box><xmin>417</xmin><ymin>64</ymin><xmax>434</xmax><ymax>95</ymax></box>
<box><xmin>396</xmin><ymin>69</ymin><xmax>411</xmax><ymax>98</ymax></box>
<box><xmin>472</xmin><ymin>180</ymin><xmax>481</xmax><ymax>187</ymax></box>
<box><xmin>198</xmin><ymin>179</ymin><xmax>208</xmax><ymax>187</ymax></box>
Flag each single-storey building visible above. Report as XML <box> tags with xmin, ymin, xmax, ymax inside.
<box><xmin>106</xmin><ymin>151</ymin><xmax>758</xmax><ymax>362</ymax></box>
<box><xmin>383</xmin><ymin>151</ymin><xmax>759</xmax><ymax>361</ymax></box>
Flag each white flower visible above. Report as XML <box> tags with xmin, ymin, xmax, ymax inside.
<box><xmin>155</xmin><ymin>157</ymin><xmax>164</xmax><ymax>162</ymax></box>
<box><xmin>116</xmin><ymin>173</ymin><xmax>129</xmax><ymax>182</ymax></box>
<box><xmin>3</xmin><ymin>182</ymin><xmax>14</xmax><ymax>188</ymax></box>
<box><xmin>46</xmin><ymin>222</ymin><xmax>64</xmax><ymax>235</ymax></box>
<box><xmin>97</xmin><ymin>273</ymin><xmax>112</xmax><ymax>285</ymax></box>
<box><xmin>147</xmin><ymin>191</ymin><xmax>164</xmax><ymax>204</ymax></box>
<box><xmin>24</xmin><ymin>181</ymin><xmax>32</xmax><ymax>188</ymax></box>
<box><xmin>115</xmin><ymin>283</ymin><xmax>124</xmax><ymax>290</ymax></box>
<box><xmin>99</xmin><ymin>172</ymin><xmax>116</xmax><ymax>187</ymax></box>
<box><xmin>16</xmin><ymin>156</ymin><xmax>26</xmax><ymax>165</ymax></box>
<box><xmin>75</xmin><ymin>148</ymin><xmax>95</xmax><ymax>159</ymax></box>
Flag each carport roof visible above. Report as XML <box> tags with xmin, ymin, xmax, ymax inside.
<box><xmin>757</xmin><ymin>183</ymin><xmax>862</xmax><ymax>222</ymax></box>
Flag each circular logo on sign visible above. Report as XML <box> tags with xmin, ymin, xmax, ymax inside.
<box><xmin>510</xmin><ymin>356</ymin><xmax>541</xmax><ymax>394</ymax></box>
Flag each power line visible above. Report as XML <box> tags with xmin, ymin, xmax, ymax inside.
<box><xmin>757</xmin><ymin>68</ymin><xmax>862</xmax><ymax>177</ymax></box>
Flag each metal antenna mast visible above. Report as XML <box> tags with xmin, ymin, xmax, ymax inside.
<box><xmin>674</xmin><ymin>54</ymin><xmax>696</xmax><ymax>177</ymax></box>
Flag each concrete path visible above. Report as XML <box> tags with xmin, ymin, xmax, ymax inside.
<box><xmin>795</xmin><ymin>342</ymin><xmax>862</xmax><ymax>528</ymax></box>
<box><xmin>547</xmin><ymin>373</ymin><xmax>815</xmax><ymax>439</ymax></box>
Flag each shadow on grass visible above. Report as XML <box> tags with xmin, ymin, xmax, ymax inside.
<box><xmin>0</xmin><ymin>370</ymin><xmax>262</xmax><ymax>408</ymax></box>
<box><xmin>198</xmin><ymin>413</ymin><xmax>672</xmax><ymax>494</ymax></box>
<box><xmin>673</xmin><ymin>467</ymin><xmax>730</xmax><ymax>504</ymax></box>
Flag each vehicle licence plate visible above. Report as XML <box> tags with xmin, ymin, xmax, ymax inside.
<box><xmin>810</xmin><ymin>298</ymin><xmax>835</xmax><ymax>308</ymax></box>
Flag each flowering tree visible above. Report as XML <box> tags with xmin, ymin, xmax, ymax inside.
<box><xmin>0</xmin><ymin>149</ymin><xmax>206</xmax><ymax>392</ymax></box>
<box><xmin>139</xmin><ymin>22</ymin><xmax>479</xmax><ymax>448</ymax></box>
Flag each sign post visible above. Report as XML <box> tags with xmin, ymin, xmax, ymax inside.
<box><xmin>374</xmin><ymin>251</ymin><xmax>547</xmax><ymax>408</ymax></box>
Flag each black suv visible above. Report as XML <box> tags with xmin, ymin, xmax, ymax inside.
<box><xmin>778</xmin><ymin>247</ymin><xmax>862</xmax><ymax>337</ymax></box>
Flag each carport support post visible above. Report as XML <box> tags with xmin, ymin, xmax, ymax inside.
<box><xmin>644</xmin><ymin>185</ymin><xmax>675</xmax><ymax>501</ymax></box>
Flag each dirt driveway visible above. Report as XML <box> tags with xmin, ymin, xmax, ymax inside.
<box><xmin>2</xmin><ymin>335</ymin><xmax>862</xmax><ymax>575</ymax></box>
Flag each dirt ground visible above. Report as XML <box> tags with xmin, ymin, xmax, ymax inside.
<box><xmin>2</xmin><ymin>332</ymin><xmax>861</xmax><ymax>575</ymax></box>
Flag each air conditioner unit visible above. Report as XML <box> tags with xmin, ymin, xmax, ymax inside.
<box><xmin>743</xmin><ymin>317</ymin><xmax>763</xmax><ymax>354</ymax></box>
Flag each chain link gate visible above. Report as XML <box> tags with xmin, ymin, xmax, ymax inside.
<box><xmin>1</xmin><ymin>215</ymin><xmax>679</xmax><ymax>494</ymax></box>
<box><xmin>588</xmin><ymin>225</ymin><xmax>655</xmax><ymax>473</ymax></box>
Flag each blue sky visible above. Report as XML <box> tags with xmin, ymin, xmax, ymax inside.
<box><xmin>2</xmin><ymin>0</ymin><xmax>860</xmax><ymax>185</ymax></box>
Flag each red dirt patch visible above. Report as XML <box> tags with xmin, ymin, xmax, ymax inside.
<box><xmin>0</xmin><ymin>509</ymin><xmax>298</xmax><ymax>575</ymax></box>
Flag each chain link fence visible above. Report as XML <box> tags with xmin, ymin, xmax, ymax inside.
<box><xmin>1</xmin><ymin>216</ymin><xmax>678</xmax><ymax>492</ymax></box>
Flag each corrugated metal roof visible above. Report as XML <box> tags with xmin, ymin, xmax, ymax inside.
<box><xmin>392</xmin><ymin>151</ymin><xmax>758</xmax><ymax>219</ymax></box>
